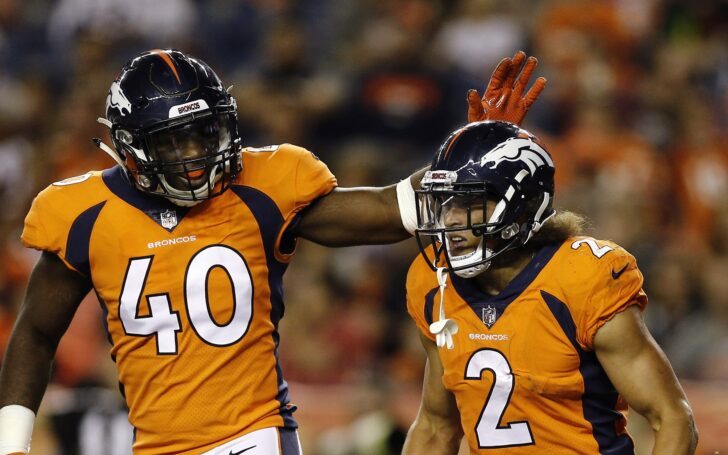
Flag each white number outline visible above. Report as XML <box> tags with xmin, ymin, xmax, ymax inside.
<box><xmin>465</xmin><ymin>348</ymin><xmax>535</xmax><ymax>448</ymax></box>
<box><xmin>183</xmin><ymin>245</ymin><xmax>254</xmax><ymax>347</ymax></box>
<box><xmin>118</xmin><ymin>245</ymin><xmax>254</xmax><ymax>354</ymax></box>
<box><xmin>119</xmin><ymin>256</ymin><xmax>182</xmax><ymax>355</ymax></box>
<box><xmin>571</xmin><ymin>238</ymin><xmax>613</xmax><ymax>258</ymax></box>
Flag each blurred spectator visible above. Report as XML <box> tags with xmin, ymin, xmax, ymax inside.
<box><xmin>642</xmin><ymin>250</ymin><xmax>695</xmax><ymax>346</ymax></box>
<box><xmin>694</xmin><ymin>258</ymin><xmax>728</xmax><ymax>382</ymax></box>
<box><xmin>658</xmin><ymin>255</ymin><xmax>728</xmax><ymax>382</ymax></box>
<box><xmin>47</xmin><ymin>0</ymin><xmax>196</xmax><ymax>51</ymax></box>
<box><xmin>319</xmin><ymin>0</ymin><xmax>459</xmax><ymax>151</ymax></box>
<box><xmin>432</xmin><ymin>0</ymin><xmax>526</xmax><ymax>82</ymax></box>
<box><xmin>673</xmin><ymin>101</ymin><xmax>728</xmax><ymax>247</ymax></box>
<box><xmin>233</xmin><ymin>17</ymin><xmax>345</xmax><ymax>147</ymax></box>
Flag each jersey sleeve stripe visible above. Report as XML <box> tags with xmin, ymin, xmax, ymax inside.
<box><xmin>65</xmin><ymin>201</ymin><xmax>107</xmax><ymax>276</ymax></box>
<box><xmin>231</xmin><ymin>185</ymin><xmax>297</xmax><ymax>429</ymax></box>
<box><xmin>540</xmin><ymin>291</ymin><xmax>634</xmax><ymax>453</ymax></box>
<box><xmin>424</xmin><ymin>287</ymin><xmax>438</xmax><ymax>326</ymax></box>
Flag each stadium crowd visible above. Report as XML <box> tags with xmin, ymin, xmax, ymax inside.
<box><xmin>0</xmin><ymin>0</ymin><xmax>725</xmax><ymax>453</ymax></box>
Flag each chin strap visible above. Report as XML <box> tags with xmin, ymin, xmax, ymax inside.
<box><xmin>429</xmin><ymin>267</ymin><xmax>459</xmax><ymax>349</ymax></box>
<box><xmin>92</xmin><ymin>118</ymin><xmax>127</xmax><ymax>169</ymax></box>
<box><xmin>92</xmin><ymin>137</ymin><xmax>126</xmax><ymax>169</ymax></box>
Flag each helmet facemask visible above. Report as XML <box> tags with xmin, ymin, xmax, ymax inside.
<box><xmin>415</xmin><ymin>170</ymin><xmax>541</xmax><ymax>278</ymax></box>
<box><xmin>109</xmin><ymin>107</ymin><xmax>241</xmax><ymax>206</ymax></box>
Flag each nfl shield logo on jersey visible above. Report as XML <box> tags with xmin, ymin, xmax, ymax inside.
<box><xmin>160</xmin><ymin>210</ymin><xmax>178</xmax><ymax>229</ymax></box>
<box><xmin>482</xmin><ymin>305</ymin><xmax>497</xmax><ymax>329</ymax></box>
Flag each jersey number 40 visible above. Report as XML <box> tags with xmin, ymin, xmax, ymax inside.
<box><xmin>119</xmin><ymin>245</ymin><xmax>253</xmax><ymax>354</ymax></box>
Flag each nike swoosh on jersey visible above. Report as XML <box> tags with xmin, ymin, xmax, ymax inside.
<box><xmin>611</xmin><ymin>264</ymin><xmax>629</xmax><ymax>279</ymax></box>
<box><xmin>229</xmin><ymin>446</ymin><xmax>256</xmax><ymax>455</ymax></box>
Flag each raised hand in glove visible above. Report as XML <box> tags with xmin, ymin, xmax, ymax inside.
<box><xmin>466</xmin><ymin>50</ymin><xmax>547</xmax><ymax>125</ymax></box>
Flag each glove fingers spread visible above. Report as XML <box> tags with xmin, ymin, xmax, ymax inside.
<box><xmin>484</xmin><ymin>57</ymin><xmax>512</xmax><ymax>98</ymax></box>
<box><xmin>523</xmin><ymin>77</ymin><xmax>547</xmax><ymax>107</ymax></box>
<box><xmin>467</xmin><ymin>89</ymin><xmax>486</xmax><ymax>122</ymax></box>
<box><xmin>513</xmin><ymin>56</ymin><xmax>539</xmax><ymax>96</ymax></box>
<box><xmin>503</xmin><ymin>50</ymin><xmax>527</xmax><ymax>89</ymax></box>
<box><xmin>465</xmin><ymin>50</ymin><xmax>546</xmax><ymax>125</ymax></box>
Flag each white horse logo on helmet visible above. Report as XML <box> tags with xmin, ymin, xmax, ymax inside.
<box><xmin>107</xmin><ymin>81</ymin><xmax>132</xmax><ymax>116</ymax></box>
<box><xmin>481</xmin><ymin>138</ymin><xmax>554</xmax><ymax>175</ymax></box>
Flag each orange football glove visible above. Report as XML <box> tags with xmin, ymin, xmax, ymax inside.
<box><xmin>467</xmin><ymin>50</ymin><xmax>547</xmax><ymax>125</ymax></box>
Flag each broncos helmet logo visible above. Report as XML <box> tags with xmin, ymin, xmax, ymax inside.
<box><xmin>481</xmin><ymin>138</ymin><xmax>554</xmax><ymax>175</ymax></box>
<box><xmin>107</xmin><ymin>80</ymin><xmax>132</xmax><ymax>116</ymax></box>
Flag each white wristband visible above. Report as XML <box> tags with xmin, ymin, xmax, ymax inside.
<box><xmin>0</xmin><ymin>405</ymin><xmax>35</xmax><ymax>454</ymax></box>
<box><xmin>396</xmin><ymin>177</ymin><xmax>418</xmax><ymax>235</ymax></box>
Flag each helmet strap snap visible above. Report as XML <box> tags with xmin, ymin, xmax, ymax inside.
<box><xmin>137</xmin><ymin>175</ymin><xmax>153</xmax><ymax>189</ymax></box>
<box><xmin>501</xmin><ymin>223</ymin><xmax>519</xmax><ymax>239</ymax></box>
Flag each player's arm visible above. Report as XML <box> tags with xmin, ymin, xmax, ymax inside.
<box><xmin>296</xmin><ymin>52</ymin><xmax>546</xmax><ymax>247</ymax></box>
<box><xmin>0</xmin><ymin>252</ymin><xmax>92</xmax><ymax>454</ymax></box>
<box><xmin>594</xmin><ymin>306</ymin><xmax>698</xmax><ymax>455</ymax></box>
<box><xmin>295</xmin><ymin>168</ymin><xmax>426</xmax><ymax>247</ymax></box>
<box><xmin>402</xmin><ymin>333</ymin><xmax>463</xmax><ymax>455</ymax></box>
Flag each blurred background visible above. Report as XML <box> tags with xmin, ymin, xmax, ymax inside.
<box><xmin>0</xmin><ymin>0</ymin><xmax>726</xmax><ymax>453</ymax></box>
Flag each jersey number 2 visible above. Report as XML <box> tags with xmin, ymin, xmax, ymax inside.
<box><xmin>466</xmin><ymin>349</ymin><xmax>535</xmax><ymax>448</ymax></box>
<box><xmin>119</xmin><ymin>245</ymin><xmax>253</xmax><ymax>354</ymax></box>
<box><xmin>571</xmin><ymin>238</ymin><xmax>613</xmax><ymax>258</ymax></box>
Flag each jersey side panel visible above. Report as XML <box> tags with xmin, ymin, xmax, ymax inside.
<box><xmin>535</xmin><ymin>237</ymin><xmax>644</xmax><ymax>451</ymax></box>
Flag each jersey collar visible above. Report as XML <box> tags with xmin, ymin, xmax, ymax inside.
<box><xmin>450</xmin><ymin>242</ymin><xmax>562</xmax><ymax>310</ymax></box>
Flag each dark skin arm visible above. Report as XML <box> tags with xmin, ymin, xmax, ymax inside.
<box><xmin>296</xmin><ymin>168</ymin><xmax>426</xmax><ymax>247</ymax></box>
<box><xmin>403</xmin><ymin>332</ymin><xmax>463</xmax><ymax>454</ymax></box>
<box><xmin>297</xmin><ymin>51</ymin><xmax>546</xmax><ymax>247</ymax></box>
<box><xmin>595</xmin><ymin>306</ymin><xmax>698</xmax><ymax>454</ymax></box>
<box><xmin>0</xmin><ymin>252</ymin><xmax>92</xmax><ymax>411</ymax></box>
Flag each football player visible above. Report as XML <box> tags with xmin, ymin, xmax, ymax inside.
<box><xmin>0</xmin><ymin>50</ymin><xmax>544</xmax><ymax>455</ymax></box>
<box><xmin>403</xmin><ymin>121</ymin><xmax>698</xmax><ymax>454</ymax></box>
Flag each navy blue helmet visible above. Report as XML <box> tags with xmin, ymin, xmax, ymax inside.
<box><xmin>99</xmin><ymin>49</ymin><xmax>241</xmax><ymax>205</ymax></box>
<box><xmin>415</xmin><ymin>120</ymin><xmax>555</xmax><ymax>277</ymax></box>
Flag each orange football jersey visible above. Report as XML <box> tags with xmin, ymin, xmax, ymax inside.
<box><xmin>21</xmin><ymin>144</ymin><xmax>337</xmax><ymax>455</ymax></box>
<box><xmin>406</xmin><ymin>237</ymin><xmax>647</xmax><ymax>454</ymax></box>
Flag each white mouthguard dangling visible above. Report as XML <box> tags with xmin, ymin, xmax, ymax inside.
<box><xmin>429</xmin><ymin>267</ymin><xmax>459</xmax><ymax>349</ymax></box>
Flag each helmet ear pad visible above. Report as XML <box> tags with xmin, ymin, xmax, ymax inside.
<box><xmin>108</xmin><ymin>125</ymin><xmax>157</xmax><ymax>191</ymax></box>
<box><xmin>503</xmin><ymin>183</ymin><xmax>555</xmax><ymax>245</ymax></box>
